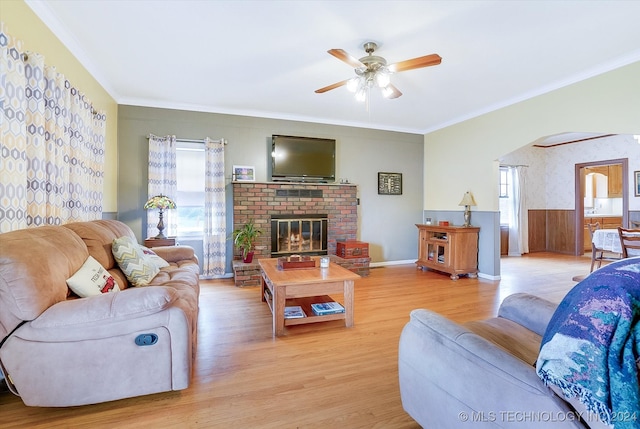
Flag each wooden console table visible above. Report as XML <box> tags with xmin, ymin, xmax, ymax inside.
<box><xmin>415</xmin><ymin>224</ymin><xmax>479</xmax><ymax>280</ymax></box>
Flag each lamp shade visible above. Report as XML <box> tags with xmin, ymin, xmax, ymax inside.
<box><xmin>144</xmin><ymin>195</ymin><xmax>176</xmax><ymax>210</ymax></box>
<box><xmin>458</xmin><ymin>192</ymin><xmax>477</xmax><ymax>207</ymax></box>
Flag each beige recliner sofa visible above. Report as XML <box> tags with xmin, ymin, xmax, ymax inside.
<box><xmin>398</xmin><ymin>291</ymin><xmax>621</xmax><ymax>429</ymax></box>
<box><xmin>0</xmin><ymin>220</ymin><xmax>200</xmax><ymax>407</ymax></box>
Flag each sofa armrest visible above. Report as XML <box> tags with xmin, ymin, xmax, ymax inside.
<box><xmin>497</xmin><ymin>293</ymin><xmax>558</xmax><ymax>337</ymax></box>
<box><xmin>20</xmin><ymin>287</ymin><xmax>179</xmax><ymax>341</ymax></box>
<box><xmin>399</xmin><ymin>309</ymin><xmax>580</xmax><ymax>429</ymax></box>
<box><xmin>150</xmin><ymin>245</ymin><xmax>198</xmax><ymax>264</ymax></box>
<box><xmin>403</xmin><ymin>308</ymin><xmax>547</xmax><ymax>389</ymax></box>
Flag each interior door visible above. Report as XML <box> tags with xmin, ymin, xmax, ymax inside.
<box><xmin>575</xmin><ymin>158</ymin><xmax>628</xmax><ymax>255</ymax></box>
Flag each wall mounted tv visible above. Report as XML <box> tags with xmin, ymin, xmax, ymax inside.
<box><xmin>271</xmin><ymin>135</ymin><xmax>336</xmax><ymax>182</ymax></box>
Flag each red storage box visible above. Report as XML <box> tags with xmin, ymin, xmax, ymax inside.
<box><xmin>336</xmin><ymin>241</ymin><xmax>369</xmax><ymax>259</ymax></box>
<box><xmin>277</xmin><ymin>256</ymin><xmax>316</xmax><ymax>270</ymax></box>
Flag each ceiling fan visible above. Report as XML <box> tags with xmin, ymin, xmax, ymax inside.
<box><xmin>315</xmin><ymin>41</ymin><xmax>442</xmax><ymax>101</ymax></box>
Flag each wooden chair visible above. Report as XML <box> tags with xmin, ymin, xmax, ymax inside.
<box><xmin>617</xmin><ymin>227</ymin><xmax>640</xmax><ymax>258</ymax></box>
<box><xmin>588</xmin><ymin>222</ymin><xmax>604</xmax><ymax>272</ymax></box>
<box><xmin>587</xmin><ymin>222</ymin><xmax>620</xmax><ymax>272</ymax></box>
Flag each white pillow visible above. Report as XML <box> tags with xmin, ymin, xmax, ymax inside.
<box><xmin>66</xmin><ymin>256</ymin><xmax>120</xmax><ymax>298</ymax></box>
<box><xmin>140</xmin><ymin>246</ymin><xmax>170</xmax><ymax>269</ymax></box>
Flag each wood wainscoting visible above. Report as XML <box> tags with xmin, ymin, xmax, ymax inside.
<box><xmin>528</xmin><ymin>209</ymin><xmax>576</xmax><ymax>254</ymax></box>
<box><xmin>528</xmin><ymin>209</ymin><xmax>547</xmax><ymax>252</ymax></box>
<box><xmin>500</xmin><ymin>225</ymin><xmax>509</xmax><ymax>255</ymax></box>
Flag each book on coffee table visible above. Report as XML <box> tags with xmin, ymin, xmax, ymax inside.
<box><xmin>284</xmin><ymin>305</ymin><xmax>306</xmax><ymax>319</ymax></box>
<box><xmin>311</xmin><ymin>302</ymin><xmax>345</xmax><ymax>316</ymax></box>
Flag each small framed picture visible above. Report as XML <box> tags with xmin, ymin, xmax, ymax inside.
<box><xmin>378</xmin><ymin>172</ymin><xmax>402</xmax><ymax>195</ymax></box>
<box><xmin>233</xmin><ymin>165</ymin><xmax>255</xmax><ymax>182</ymax></box>
<box><xmin>635</xmin><ymin>171</ymin><xmax>640</xmax><ymax>197</ymax></box>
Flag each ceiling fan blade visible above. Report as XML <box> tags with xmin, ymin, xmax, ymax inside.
<box><xmin>315</xmin><ymin>79</ymin><xmax>350</xmax><ymax>94</ymax></box>
<box><xmin>385</xmin><ymin>84</ymin><xmax>403</xmax><ymax>99</ymax></box>
<box><xmin>328</xmin><ymin>49</ymin><xmax>364</xmax><ymax>68</ymax></box>
<box><xmin>388</xmin><ymin>53</ymin><xmax>442</xmax><ymax>73</ymax></box>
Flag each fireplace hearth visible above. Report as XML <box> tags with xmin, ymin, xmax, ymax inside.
<box><xmin>271</xmin><ymin>214</ymin><xmax>328</xmax><ymax>257</ymax></box>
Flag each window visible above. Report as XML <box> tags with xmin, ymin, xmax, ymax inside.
<box><xmin>499</xmin><ymin>167</ymin><xmax>512</xmax><ymax>225</ymax></box>
<box><xmin>499</xmin><ymin>167</ymin><xmax>509</xmax><ymax>198</ymax></box>
<box><xmin>176</xmin><ymin>142</ymin><xmax>205</xmax><ymax>237</ymax></box>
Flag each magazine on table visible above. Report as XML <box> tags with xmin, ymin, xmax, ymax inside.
<box><xmin>311</xmin><ymin>302</ymin><xmax>345</xmax><ymax>316</ymax></box>
<box><xmin>284</xmin><ymin>306</ymin><xmax>306</xmax><ymax>318</ymax></box>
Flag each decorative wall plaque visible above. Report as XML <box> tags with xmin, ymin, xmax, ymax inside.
<box><xmin>378</xmin><ymin>172</ymin><xmax>402</xmax><ymax>195</ymax></box>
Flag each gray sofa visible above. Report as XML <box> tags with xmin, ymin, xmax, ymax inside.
<box><xmin>0</xmin><ymin>220</ymin><xmax>200</xmax><ymax>407</ymax></box>
<box><xmin>398</xmin><ymin>293</ymin><xmax>600</xmax><ymax>428</ymax></box>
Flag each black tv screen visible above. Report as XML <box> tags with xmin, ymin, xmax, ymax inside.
<box><xmin>271</xmin><ymin>135</ymin><xmax>336</xmax><ymax>182</ymax></box>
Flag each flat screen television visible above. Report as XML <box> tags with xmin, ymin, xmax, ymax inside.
<box><xmin>271</xmin><ymin>135</ymin><xmax>336</xmax><ymax>182</ymax></box>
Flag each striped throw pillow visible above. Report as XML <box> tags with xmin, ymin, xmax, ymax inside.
<box><xmin>112</xmin><ymin>236</ymin><xmax>159</xmax><ymax>286</ymax></box>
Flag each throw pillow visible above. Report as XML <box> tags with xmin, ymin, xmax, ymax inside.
<box><xmin>66</xmin><ymin>255</ymin><xmax>120</xmax><ymax>298</ymax></box>
<box><xmin>112</xmin><ymin>236</ymin><xmax>160</xmax><ymax>286</ymax></box>
<box><xmin>140</xmin><ymin>246</ymin><xmax>170</xmax><ymax>269</ymax></box>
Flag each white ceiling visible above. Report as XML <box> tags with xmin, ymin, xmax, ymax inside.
<box><xmin>26</xmin><ymin>0</ymin><xmax>640</xmax><ymax>135</ymax></box>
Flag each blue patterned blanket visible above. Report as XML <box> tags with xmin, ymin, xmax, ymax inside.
<box><xmin>536</xmin><ymin>257</ymin><xmax>640</xmax><ymax>428</ymax></box>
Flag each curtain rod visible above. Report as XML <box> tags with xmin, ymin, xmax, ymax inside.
<box><xmin>146</xmin><ymin>135</ymin><xmax>227</xmax><ymax>145</ymax></box>
<box><xmin>177</xmin><ymin>138</ymin><xmax>227</xmax><ymax>145</ymax></box>
<box><xmin>500</xmin><ymin>163</ymin><xmax>529</xmax><ymax>167</ymax></box>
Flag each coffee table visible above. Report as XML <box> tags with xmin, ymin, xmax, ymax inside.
<box><xmin>259</xmin><ymin>257</ymin><xmax>359</xmax><ymax>336</ymax></box>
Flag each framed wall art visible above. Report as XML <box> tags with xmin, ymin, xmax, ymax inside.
<box><xmin>635</xmin><ymin>171</ymin><xmax>640</xmax><ymax>197</ymax></box>
<box><xmin>233</xmin><ymin>165</ymin><xmax>256</xmax><ymax>182</ymax></box>
<box><xmin>378</xmin><ymin>172</ymin><xmax>402</xmax><ymax>195</ymax></box>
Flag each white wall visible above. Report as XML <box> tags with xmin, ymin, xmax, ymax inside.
<box><xmin>424</xmin><ymin>61</ymin><xmax>640</xmax><ymax>213</ymax></box>
<box><xmin>499</xmin><ymin>145</ymin><xmax>547</xmax><ymax>210</ymax></box>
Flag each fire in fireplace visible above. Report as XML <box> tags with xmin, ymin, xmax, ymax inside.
<box><xmin>271</xmin><ymin>214</ymin><xmax>328</xmax><ymax>257</ymax></box>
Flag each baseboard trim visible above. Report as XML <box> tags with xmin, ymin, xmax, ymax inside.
<box><xmin>220</xmin><ymin>259</ymin><xmax>500</xmax><ymax>279</ymax></box>
<box><xmin>478</xmin><ymin>272</ymin><xmax>500</xmax><ymax>280</ymax></box>
<box><xmin>202</xmin><ymin>273</ymin><xmax>234</xmax><ymax>280</ymax></box>
<box><xmin>370</xmin><ymin>259</ymin><xmax>416</xmax><ymax>267</ymax></box>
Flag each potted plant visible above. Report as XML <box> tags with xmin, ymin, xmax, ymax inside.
<box><xmin>231</xmin><ymin>219</ymin><xmax>263</xmax><ymax>263</ymax></box>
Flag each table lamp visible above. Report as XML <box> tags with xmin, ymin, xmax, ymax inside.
<box><xmin>144</xmin><ymin>194</ymin><xmax>176</xmax><ymax>239</ymax></box>
<box><xmin>459</xmin><ymin>192</ymin><xmax>477</xmax><ymax>227</ymax></box>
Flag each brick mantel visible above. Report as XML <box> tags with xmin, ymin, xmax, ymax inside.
<box><xmin>232</xmin><ymin>182</ymin><xmax>358</xmax><ymax>260</ymax></box>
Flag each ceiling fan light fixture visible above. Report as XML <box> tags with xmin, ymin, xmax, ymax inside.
<box><xmin>316</xmin><ymin>41</ymin><xmax>441</xmax><ymax>103</ymax></box>
<box><xmin>381</xmin><ymin>85</ymin><xmax>394</xmax><ymax>99</ymax></box>
<box><xmin>346</xmin><ymin>77</ymin><xmax>360</xmax><ymax>93</ymax></box>
<box><xmin>355</xmin><ymin>87</ymin><xmax>367</xmax><ymax>102</ymax></box>
<box><xmin>375</xmin><ymin>70</ymin><xmax>391</xmax><ymax>88</ymax></box>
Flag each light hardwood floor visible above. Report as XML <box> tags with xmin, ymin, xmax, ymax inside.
<box><xmin>1</xmin><ymin>253</ymin><xmax>594</xmax><ymax>428</ymax></box>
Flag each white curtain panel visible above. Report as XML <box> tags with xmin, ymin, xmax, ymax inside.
<box><xmin>507</xmin><ymin>166</ymin><xmax>529</xmax><ymax>256</ymax></box>
<box><xmin>0</xmin><ymin>23</ymin><xmax>106</xmax><ymax>233</ymax></box>
<box><xmin>202</xmin><ymin>138</ymin><xmax>226</xmax><ymax>278</ymax></box>
<box><xmin>517</xmin><ymin>166</ymin><xmax>529</xmax><ymax>254</ymax></box>
<box><xmin>146</xmin><ymin>134</ymin><xmax>177</xmax><ymax>239</ymax></box>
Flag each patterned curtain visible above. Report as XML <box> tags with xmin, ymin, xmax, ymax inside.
<box><xmin>147</xmin><ymin>134</ymin><xmax>177</xmax><ymax>239</ymax></box>
<box><xmin>202</xmin><ymin>138</ymin><xmax>226</xmax><ymax>278</ymax></box>
<box><xmin>0</xmin><ymin>24</ymin><xmax>106</xmax><ymax>233</ymax></box>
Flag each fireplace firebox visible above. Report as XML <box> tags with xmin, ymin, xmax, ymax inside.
<box><xmin>271</xmin><ymin>214</ymin><xmax>328</xmax><ymax>257</ymax></box>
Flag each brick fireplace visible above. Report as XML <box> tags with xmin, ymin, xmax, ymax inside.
<box><xmin>231</xmin><ymin>182</ymin><xmax>358</xmax><ymax>260</ymax></box>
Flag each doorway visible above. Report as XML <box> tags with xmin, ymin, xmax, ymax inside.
<box><xmin>574</xmin><ymin>158</ymin><xmax>628</xmax><ymax>255</ymax></box>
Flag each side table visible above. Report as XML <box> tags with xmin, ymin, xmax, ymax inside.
<box><xmin>144</xmin><ymin>237</ymin><xmax>176</xmax><ymax>247</ymax></box>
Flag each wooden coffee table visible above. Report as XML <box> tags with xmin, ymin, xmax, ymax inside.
<box><xmin>259</xmin><ymin>257</ymin><xmax>360</xmax><ymax>336</ymax></box>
